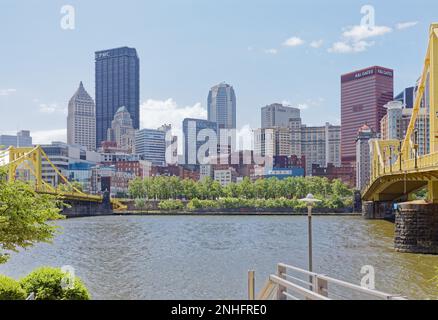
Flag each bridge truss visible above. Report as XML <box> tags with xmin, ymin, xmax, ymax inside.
<box><xmin>363</xmin><ymin>23</ymin><xmax>438</xmax><ymax>202</ymax></box>
<box><xmin>0</xmin><ymin>145</ymin><xmax>125</xmax><ymax>209</ymax></box>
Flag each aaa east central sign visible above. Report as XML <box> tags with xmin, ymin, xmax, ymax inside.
<box><xmin>341</xmin><ymin>66</ymin><xmax>393</xmax><ymax>83</ymax></box>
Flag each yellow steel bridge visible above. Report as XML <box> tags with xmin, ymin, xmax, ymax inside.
<box><xmin>363</xmin><ymin>23</ymin><xmax>438</xmax><ymax>203</ymax></box>
<box><xmin>0</xmin><ymin>145</ymin><xmax>126</xmax><ymax>210</ymax></box>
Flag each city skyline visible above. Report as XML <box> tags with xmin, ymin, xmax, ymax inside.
<box><xmin>3</xmin><ymin>2</ymin><xmax>438</xmax><ymax>304</ymax></box>
<box><xmin>0</xmin><ymin>1</ymin><xmax>434</xmax><ymax>145</ymax></box>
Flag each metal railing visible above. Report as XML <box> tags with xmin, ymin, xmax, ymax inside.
<box><xmin>26</xmin><ymin>292</ymin><xmax>35</xmax><ymax>300</ymax></box>
<box><xmin>253</xmin><ymin>264</ymin><xmax>407</xmax><ymax>300</ymax></box>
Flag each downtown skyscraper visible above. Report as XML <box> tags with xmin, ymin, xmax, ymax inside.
<box><xmin>340</xmin><ymin>66</ymin><xmax>393</xmax><ymax>165</ymax></box>
<box><xmin>67</xmin><ymin>82</ymin><xmax>96</xmax><ymax>151</ymax></box>
<box><xmin>95</xmin><ymin>47</ymin><xmax>140</xmax><ymax>148</ymax></box>
<box><xmin>207</xmin><ymin>82</ymin><xmax>236</xmax><ymax>130</ymax></box>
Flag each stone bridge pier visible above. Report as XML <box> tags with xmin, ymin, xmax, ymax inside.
<box><xmin>61</xmin><ymin>191</ymin><xmax>113</xmax><ymax>218</ymax></box>
<box><xmin>395</xmin><ymin>201</ymin><xmax>438</xmax><ymax>254</ymax></box>
<box><xmin>362</xmin><ymin>201</ymin><xmax>394</xmax><ymax>220</ymax></box>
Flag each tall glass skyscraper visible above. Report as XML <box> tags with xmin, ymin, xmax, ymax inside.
<box><xmin>95</xmin><ymin>47</ymin><xmax>140</xmax><ymax>148</ymax></box>
<box><xmin>207</xmin><ymin>82</ymin><xmax>236</xmax><ymax>130</ymax></box>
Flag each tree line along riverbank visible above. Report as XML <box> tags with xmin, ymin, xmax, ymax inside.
<box><xmin>126</xmin><ymin>176</ymin><xmax>354</xmax><ymax>212</ymax></box>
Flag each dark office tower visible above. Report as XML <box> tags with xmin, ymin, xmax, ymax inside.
<box><xmin>394</xmin><ymin>86</ymin><xmax>415</xmax><ymax>108</ymax></box>
<box><xmin>341</xmin><ymin>66</ymin><xmax>393</xmax><ymax>165</ymax></box>
<box><xmin>95</xmin><ymin>47</ymin><xmax>140</xmax><ymax>148</ymax></box>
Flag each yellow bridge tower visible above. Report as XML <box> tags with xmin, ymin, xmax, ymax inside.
<box><xmin>362</xmin><ymin>23</ymin><xmax>438</xmax><ymax>254</ymax></box>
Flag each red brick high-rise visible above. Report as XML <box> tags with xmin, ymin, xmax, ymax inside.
<box><xmin>341</xmin><ymin>66</ymin><xmax>394</xmax><ymax>165</ymax></box>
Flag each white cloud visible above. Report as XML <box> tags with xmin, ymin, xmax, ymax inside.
<box><xmin>264</xmin><ymin>48</ymin><xmax>278</xmax><ymax>54</ymax></box>
<box><xmin>38</xmin><ymin>103</ymin><xmax>67</xmax><ymax>114</ymax></box>
<box><xmin>328</xmin><ymin>40</ymin><xmax>374</xmax><ymax>53</ymax></box>
<box><xmin>236</xmin><ymin>124</ymin><xmax>254</xmax><ymax>151</ymax></box>
<box><xmin>281</xmin><ymin>97</ymin><xmax>324</xmax><ymax>110</ymax></box>
<box><xmin>140</xmin><ymin>98</ymin><xmax>206</xmax><ymax>151</ymax></box>
<box><xmin>140</xmin><ymin>98</ymin><xmax>206</xmax><ymax>131</ymax></box>
<box><xmin>342</xmin><ymin>25</ymin><xmax>392</xmax><ymax>42</ymax></box>
<box><xmin>328</xmin><ymin>41</ymin><xmax>352</xmax><ymax>53</ymax></box>
<box><xmin>296</xmin><ymin>103</ymin><xmax>309</xmax><ymax>110</ymax></box>
<box><xmin>39</xmin><ymin>103</ymin><xmax>57</xmax><ymax>114</ymax></box>
<box><xmin>0</xmin><ymin>89</ymin><xmax>17</xmax><ymax>96</ymax></box>
<box><xmin>396</xmin><ymin>21</ymin><xmax>418</xmax><ymax>30</ymax></box>
<box><xmin>329</xmin><ymin>24</ymin><xmax>391</xmax><ymax>54</ymax></box>
<box><xmin>310</xmin><ymin>40</ymin><xmax>324</xmax><ymax>48</ymax></box>
<box><xmin>282</xmin><ymin>36</ymin><xmax>304</xmax><ymax>47</ymax></box>
<box><xmin>32</xmin><ymin>129</ymin><xmax>67</xmax><ymax>145</ymax></box>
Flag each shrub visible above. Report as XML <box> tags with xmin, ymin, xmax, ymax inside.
<box><xmin>158</xmin><ymin>199</ymin><xmax>184</xmax><ymax>211</ymax></box>
<box><xmin>199</xmin><ymin>200</ymin><xmax>220</xmax><ymax>209</ymax></box>
<box><xmin>20</xmin><ymin>267</ymin><xmax>90</xmax><ymax>300</ymax></box>
<box><xmin>187</xmin><ymin>199</ymin><xmax>219</xmax><ymax>210</ymax></box>
<box><xmin>134</xmin><ymin>198</ymin><xmax>146</xmax><ymax>210</ymax></box>
<box><xmin>218</xmin><ymin>197</ymin><xmax>241</xmax><ymax>209</ymax></box>
<box><xmin>0</xmin><ymin>275</ymin><xmax>27</xmax><ymax>300</ymax></box>
<box><xmin>187</xmin><ymin>198</ymin><xmax>202</xmax><ymax>210</ymax></box>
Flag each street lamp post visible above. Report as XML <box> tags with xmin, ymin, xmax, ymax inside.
<box><xmin>299</xmin><ymin>193</ymin><xmax>321</xmax><ymax>287</ymax></box>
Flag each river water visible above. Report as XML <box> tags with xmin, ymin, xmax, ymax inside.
<box><xmin>1</xmin><ymin>215</ymin><xmax>438</xmax><ymax>300</ymax></box>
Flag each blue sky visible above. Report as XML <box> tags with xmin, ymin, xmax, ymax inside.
<box><xmin>0</xmin><ymin>0</ymin><xmax>436</xmax><ymax>143</ymax></box>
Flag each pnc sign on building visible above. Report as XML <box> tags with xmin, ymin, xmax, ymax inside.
<box><xmin>95</xmin><ymin>51</ymin><xmax>111</xmax><ymax>60</ymax></box>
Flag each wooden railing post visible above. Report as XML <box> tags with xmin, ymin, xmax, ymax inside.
<box><xmin>313</xmin><ymin>275</ymin><xmax>328</xmax><ymax>298</ymax></box>
<box><xmin>248</xmin><ymin>270</ymin><xmax>255</xmax><ymax>300</ymax></box>
<box><xmin>276</xmin><ymin>264</ymin><xmax>287</xmax><ymax>300</ymax></box>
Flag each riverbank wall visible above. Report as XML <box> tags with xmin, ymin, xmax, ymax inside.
<box><xmin>62</xmin><ymin>197</ymin><xmax>355</xmax><ymax>218</ymax></box>
<box><xmin>122</xmin><ymin>199</ymin><xmax>353</xmax><ymax>213</ymax></box>
<box><xmin>115</xmin><ymin>211</ymin><xmax>361</xmax><ymax>216</ymax></box>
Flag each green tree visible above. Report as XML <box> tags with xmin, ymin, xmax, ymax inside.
<box><xmin>332</xmin><ymin>179</ymin><xmax>352</xmax><ymax>197</ymax></box>
<box><xmin>223</xmin><ymin>182</ymin><xmax>239</xmax><ymax>198</ymax></box>
<box><xmin>143</xmin><ymin>177</ymin><xmax>153</xmax><ymax>199</ymax></box>
<box><xmin>197</xmin><ymin>177</ymin><xmax>215</xmax><ymax>199</ymax></box>
<box><xmin>168</xmin><ymin>176</ymin><xmax>182</xmax><ymax>199</ymax></box>
<box><xmin>210</xmin><ymin>180</ymin><xmax>223</xmax><ymax>199</ymax></box>
<box><xmin>253</xmin><ymin>179</ymin><xmax>266</xmax><ymax>199</ymax></box>
<box><xmin>237</xmin><ymin>177</ymin><xmax>255</xmax><ymax>199</ymax></box>
<box><xmin>127</xmin><ymin>174</ymin><xmax>354</xmax><ymax>209</ymax></box>
<box><xmin>0</xmin><ymin>168</ymin><xmax>64</xmax><ymax>264</ymax></box>
<box><xmin>128</xmin><ymin>178</ymin><xmax>146</xmax><ymax>199</ymax></box>
<box><xmin>181</xmin><ymin>178</ymin><xmax>198</xmax><ymax>200</ymax></box>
